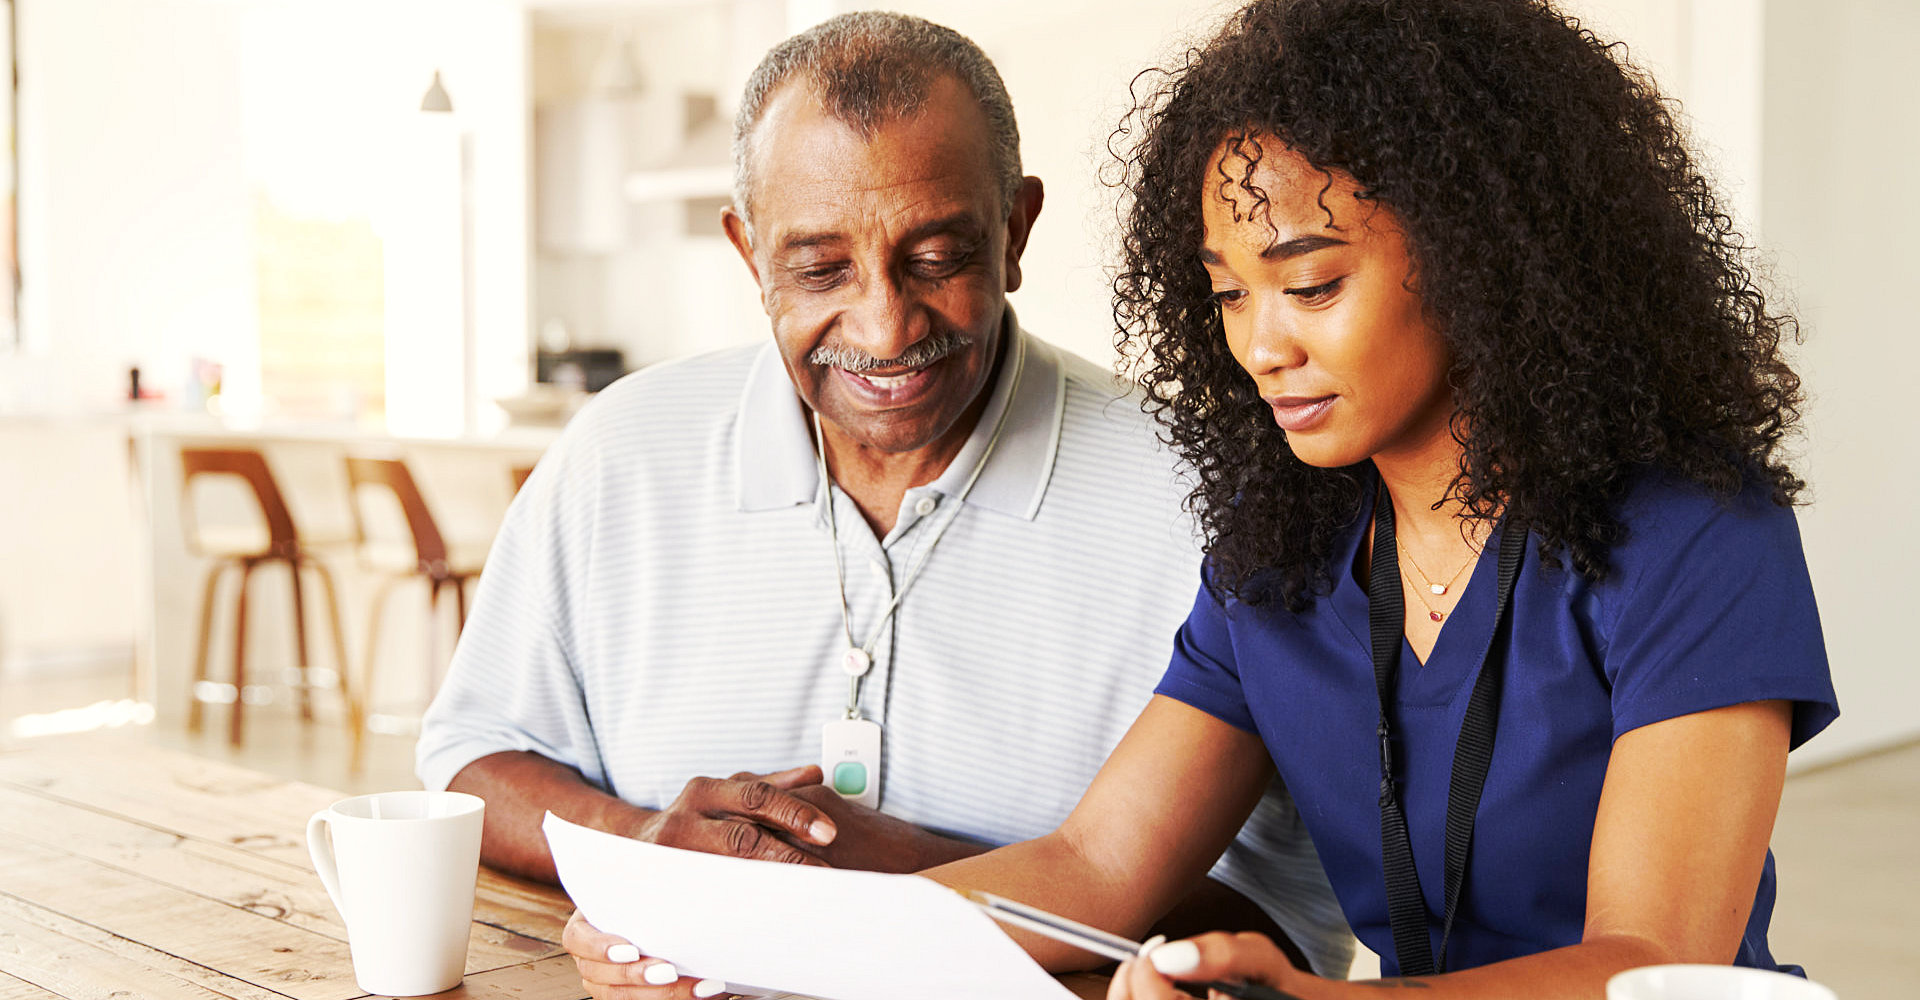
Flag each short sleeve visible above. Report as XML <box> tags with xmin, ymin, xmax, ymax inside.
<box><xmin>1602</xmin><ymin>484</ymin><xmax>1839</xmax><ymax>749</ymax></box>
<box><xmin>415</xmin><ymin>416</ymin><xmax>610</xmax><ymax>792</ymax></box>
<box><xmin>1153</xmin><ymin>568</ymin><xmax>1356</xmax><ymax>977</ymax></box>
<box><xmin>1154</xmin><ymin>566</ymin><xmax>1262</xmax><ymax>735</ymax></box>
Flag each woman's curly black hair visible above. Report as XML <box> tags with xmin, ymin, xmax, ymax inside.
<box><xmin>1110</xmin><ymin>0</ymin><xmax>1804</xmax><ymax>610</ymax></box>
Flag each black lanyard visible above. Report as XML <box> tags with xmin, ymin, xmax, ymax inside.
<box><xmin>1368</xmin><ymin>482</ymin><xmax>1526</xmax><ymax>976</ymax></box>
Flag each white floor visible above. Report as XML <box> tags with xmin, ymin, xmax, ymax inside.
<box><xmin>2</xmin><ymin>664</ymin><xmax>1910</xmax><ymax>996</ymax></box>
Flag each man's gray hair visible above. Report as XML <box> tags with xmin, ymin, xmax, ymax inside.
<box><xmin>731</xmin><ymin>11</ymin><xmax>1022</xmax><ymax>223</ymax></box>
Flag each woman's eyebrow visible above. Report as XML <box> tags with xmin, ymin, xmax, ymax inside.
<box><xmin>1198</xmin><ymin>233</ymin><xmax>1349</xmax><ymax>265</ymax></box>
<box><xmin>1261</xmin><ymin>234</ymin><xmax>1348</xmax><ymax>260</ymax></box>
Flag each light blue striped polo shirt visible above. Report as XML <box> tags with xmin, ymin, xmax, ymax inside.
<box><xmin>417</xmin><ymin>323</ymin><xmax>1352</xmax><ymax>974</ymax></box>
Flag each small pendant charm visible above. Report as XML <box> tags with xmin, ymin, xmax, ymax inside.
<box><xmin>821</xmin><ymin>717</ymin><xmax>883</xmax><ymax>809</ymax></box>
<box><xmin>1429</xmin><ymin>610</ymin><xmax>1444</xmax><ymax>622</ymax></box>
<box><xmin>1430</xmin><ymin>583</ymin><xmax>1447</xmax><ymax>595</ymax></box>
<box><xmin>841</xmin><ymin>647</ymin><xmax>873</xmax><ymax>678</ymax></box>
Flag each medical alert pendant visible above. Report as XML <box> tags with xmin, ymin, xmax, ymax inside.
<box><xmin>821</xmin><ymin>717</ymin><xmax>882</xmax><ymax>809</ymax></box>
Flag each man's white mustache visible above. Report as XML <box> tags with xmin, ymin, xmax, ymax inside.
<box><xmin>808</xmin><ymin>332</ymin><xmax>963</xmax><ymax>372</ymax></box>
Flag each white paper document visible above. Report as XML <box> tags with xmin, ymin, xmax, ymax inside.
<box><xmin>543</xmin><ymin>812</ymin><xmax>1079</xmax><ymax>1000</ymax></box>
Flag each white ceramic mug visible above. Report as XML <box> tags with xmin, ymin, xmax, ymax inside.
<box><xmin>1608</xmin><ymin>964</ymin><xmax>1837</xmax><ymax>1000</ymax></box>
<box><xmin>306</xmin><ymin>790</ymin><xmax>485</xmax><ymax>997</ymax></box>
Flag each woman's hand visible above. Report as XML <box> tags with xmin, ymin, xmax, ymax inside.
<box><xmin>1107</xmin><ymin>932</ymin><xmax>1316</xmax><ymax>1000</ymax></box>
<box><xmin>563</xmin><ymin>909</ymin><xmax>731</xmax><ymax>999</ymax></box>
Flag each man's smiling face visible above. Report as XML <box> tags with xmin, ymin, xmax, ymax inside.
<box><xmin>725</xmin><ymin>74</ymin><xmax>1037</xmax><ymax>456</ymax></box>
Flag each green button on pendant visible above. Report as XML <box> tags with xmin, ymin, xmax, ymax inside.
<box><xmin>832</xmin><ymin>761</ymin><xmax>868</xmax><ymax>796</ymax></box>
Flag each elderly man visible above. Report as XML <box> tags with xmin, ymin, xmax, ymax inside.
<box><xmin>417</xmin><ymin>10</ymin><xmax>1349</xmax><ymax>982</ymax></box>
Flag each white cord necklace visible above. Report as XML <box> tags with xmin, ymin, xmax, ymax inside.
<box><xmin>812</xmin><ymin>330</ymin><xmax>1025</xmax><ymax>806</ymax></box>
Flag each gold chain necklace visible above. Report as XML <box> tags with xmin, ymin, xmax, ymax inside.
<box><xmin>1398</xmin><ymin>538</ymin><xmax>1475</xmax><ymax>622</ymax></box>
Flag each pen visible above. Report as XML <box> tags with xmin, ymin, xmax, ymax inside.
<box><xmin>968</xmin><ymin>891</ymin><xmax>1306</xmax><ymax>1000</ymax></box>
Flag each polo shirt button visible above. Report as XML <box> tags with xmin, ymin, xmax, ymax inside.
<box><xmin>914</xmin><ymin>497</ymin><xmax>937</xmax><ymax>517</ymax></box>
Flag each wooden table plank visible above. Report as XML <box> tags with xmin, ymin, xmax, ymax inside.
<box><xmin>0</xmin><ymin>785</ymin><xmax>560</xmax><ymax>975</ymax></box>
<box><xmin>1060</xmin><ymin>973</ymin><xmax>1112</xmax><ymax>1000</ymax></box>
<box><xmin>0</xmin><ymin>748</ymin><xmax>331</xmax><ymax>867</ymax></box>
<box><xmin>429</xmin><ymin>956</ymin><xmax>586</xmax><ymax>1000</ymax></box>
<box><xmin>0</xmin><ymin>893</ymin><xmax>287</xmax><ymax>1000</ymax></box>
<box><xmin>470</xmin><ymin>873</ymin><xmax>573</xmax><ymax>947</ymax></box>
<box><xmin>1</xmin><ymin>845</ymin><xmax>583</xmax><ymax>1000</ymax></box>
<box><xmin>0</xmin><ymin>972</ymin><xmax>63</xmax><ymax>1000</ymax></box>
<box><xmin>0</xmin><ymin>747</ymin><xmax>573</xmax><ymax>946</ymax></box>
<box><xmin>0</xmin><ymin>840</ymin><xmax>360</xmax><ymax>1000</ymax></box>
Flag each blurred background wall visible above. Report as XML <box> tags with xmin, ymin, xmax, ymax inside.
<box><xmin>1759</xmin><ymin>0</ymin><xmax>1920</xmax><ymax>767</ymax></box>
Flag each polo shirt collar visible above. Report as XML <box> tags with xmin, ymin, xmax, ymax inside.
<box><xmin>734</xmin><ymin>309</ymin><xmax>1063</xmax><ymax>521</ymax></box>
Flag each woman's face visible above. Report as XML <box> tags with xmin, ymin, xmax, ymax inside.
<box><xmin>1200</xmin><ymin>137</ymin><xmax>1455</xmax><ymax>470</ymax></box>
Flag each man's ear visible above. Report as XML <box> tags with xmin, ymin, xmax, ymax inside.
<box><xmin>1001</xmin><ymin>176</ymin><xmax>1045</xmax><ymax>294</ymax></box>
<box><xmin>721</xmin><ymin>206</ymin><xmax>768</xmax><ymax>308</ymax></box>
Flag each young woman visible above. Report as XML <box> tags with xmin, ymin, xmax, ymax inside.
<box><xmin>565</xmin><ymin>2</ymin><xmax>1836</xmax><ymax>997</ymax></box>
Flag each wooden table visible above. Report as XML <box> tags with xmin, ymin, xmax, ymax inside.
<box><xmin>0</xmin><ymin>741</ymin><xmax>581</xmax><ymax>999</ymax></box>
<box><xmin>0</xmin><ymin>741</ymin><xmax>1108</xmax><ymax>999</ymax></box>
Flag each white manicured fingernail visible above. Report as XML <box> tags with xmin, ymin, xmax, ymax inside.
<box><xmin>1139</xmin><ymin>934</ymin><xmax>1168</xmax><ymax>955</ymax></box>
<box><xmin>642</xmin><ymin>962</ymin><xmax>679</xmax><ymax>985</ymax></box>
<box><xmin>606</xmin><ymin>943</ymin><xmax>640</xmax><ymax>963</ymax></box>
<box><xmin>1149</xmin><ymin>940</ymin><xmax>1200</xmax><ymax>975</ymax></box>
<box><xmin>693</xmin><ymin>979</ymin><xmax>728</xmax><ymax>998</ymax></box>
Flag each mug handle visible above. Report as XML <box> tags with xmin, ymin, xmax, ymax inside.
<box><xmin>306</xmin><ymin>810</ymin><xmax>349</xmax><ymax>929</ymax></box>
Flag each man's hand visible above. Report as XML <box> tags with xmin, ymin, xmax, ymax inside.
<box><xmin>787</xmin><ymin>784</ymin><xmax>989</xmax><ymax>873</ymax></box>
<box><xmin>450</xmin><ymin>751</ymin><xmax>984</xmax><ymax>882</ymax></box>
<box><xmin>630</xmin><ymin>765</ymin><xmax>839</xmax><ymax>865</ymax></box>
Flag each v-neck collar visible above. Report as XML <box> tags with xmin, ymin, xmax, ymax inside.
<box><xmin>1326</xmin><ymin>476</ymin><xmax>1509</xmax><ymax>709</ymax></box>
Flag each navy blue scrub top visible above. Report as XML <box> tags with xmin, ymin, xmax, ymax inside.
<box><xmin>1156</xmin><ymin>473</ymin><xmax>1839</xmax><ymax>976</ymax></box>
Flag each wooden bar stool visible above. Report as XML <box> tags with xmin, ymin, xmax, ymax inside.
<box><xmin>345</xmin><ymin>457</ymin><xmax>487</xmax><ymax>716</ymax></box>
<box><xmin>180</xmin><ymin>447</ymin><xmax>361</xmax><ymax>756</ymax></box>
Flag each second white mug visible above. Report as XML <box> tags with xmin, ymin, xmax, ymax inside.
<box><xmin>306</xmin><ymin>789</ymin><xmax>485</xmax><ymax>997</ymax></box>
<box><xmin>1608</xmin><ymin>964</ymin><xmax>1837</xmax><ymax>1000</ymax></box>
